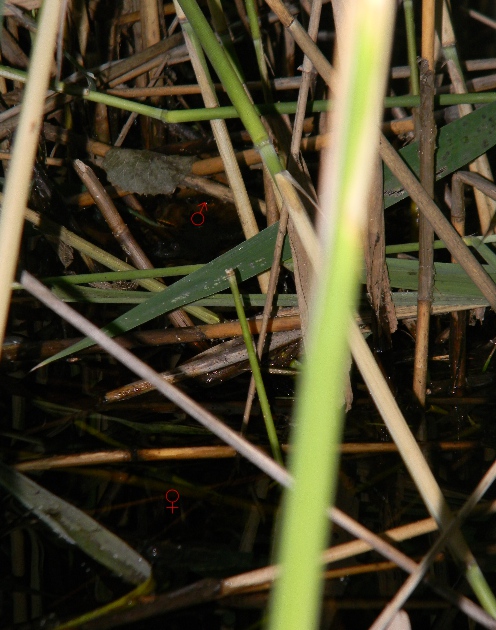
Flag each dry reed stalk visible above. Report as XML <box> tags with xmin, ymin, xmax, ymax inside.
<box><xmin>413</xmin><ymin>60</ymin><xmax>436</xmax><ymax>407</ymax></box>
<box><xmin>0</xmin><ymin>313</ymin><xmax>300</xmax><ymax>362</ymax></box>
<box><xmin>72</xmin><ymin>160</ymin><xmax>207</xmax><ymax>343</ymax></box>
<box><xmin>15</xmin><ymin>441</ymin><xmax>481</xmax><ymax>472</ymax></box>
<box><xmin>0</xmin><ymin>0</ymin><xmax>65</xmax><ymax>357</ymax></box>
<box><xmin>421</xmin><ymin>0</ymin><xmax>437</xmax><ymax>70</ymax></box>
<box><xmin>449</xmin><ymin>173</ymin><xmax>468</xmax><ymax>393</ymax></box>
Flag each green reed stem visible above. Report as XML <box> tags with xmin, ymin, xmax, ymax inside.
<box><xmin>385</xmin><ymin>233</ymin><xmax>496</xmax><ymax>253</ymax></box>
<box><xmin>226</xmin><ymin>268</ymin><xmax>283</xmax><ymax>465</ymax></box>
<box><xmin>403</xmin><ymin>0</ymin><xmax>419</xmax><ymax>95</ymax></box>
<box><xmin>268</xmin><ymin>1</ymin><xmax>397</xmax><ymax>629</ymax></box>
<box><xmin>1</xmin><ymin>64</ymin><xmax>495</xmax><ymax>124</ymax></box>
<box><xmin>245</xmin><ymin>0</ymin><xmax>272</xmax><ymax>103</ymax></box>
<box><xmin>206</xmin><ymin>0</ymin><xmax>244</xmax><ymax>81</ymax></box>
<box><xmin>30</xmin><ymin>266</ymin><xmax>203</xmax><ymax>287</ymax></box>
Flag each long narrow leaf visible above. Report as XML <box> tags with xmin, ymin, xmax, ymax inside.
<box><xmin>36</xmin><ymin>223</ymin><xmax>292</xmax><ymax>367</ymax></box>
<box><xmin>0</xmin><ymin>462</ymin><xmax>151</xmax><ymax>585</ymax></box>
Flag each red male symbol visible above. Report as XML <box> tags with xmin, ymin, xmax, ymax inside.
<box><xmin>191</xmin><ymin>202</ymin><xmax>208</xmax><ymax>226</ymax></box>
<box><xmin>165</xmin><ymin>489</ymin><xmax>180</xmax><ymax>513</ymax></box>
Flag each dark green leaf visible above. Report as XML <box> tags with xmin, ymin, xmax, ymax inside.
<box><xmin>37</xmin><ymin>102</ymin><xmax>496</xmax><ymax>367</ymax></box>
<box><xmin>384</xmin><ymin>100</ymin><xmax>496</xmax><ymax>207</ymax></box>
<box><xmin>36</xmin><ymin>222</ymin><xmax>292</xmax><ymax>367</ymax></box>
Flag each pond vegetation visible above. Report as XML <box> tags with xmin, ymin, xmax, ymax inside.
<box><xmin>3</xmin><ymin>1</ymin><xmax>496</xmax><ymax>629</ymax></box>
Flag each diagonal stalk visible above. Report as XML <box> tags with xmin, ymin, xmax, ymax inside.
<box><xmin>173</xmin><ymin>0</ymin><xmax>269</xmax><ymax>292</ymax></box>
<box><xmin>176</xmin><ymin>0</ymin><xmax>319</xmax><ymax>271</ymax></box>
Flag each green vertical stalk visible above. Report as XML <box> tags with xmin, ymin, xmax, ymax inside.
<box><xmin>403</xmin><ymin>0</ymin><xmax>419</xmax><ymax>95</ymax></box>
<box><xmin>245</xmin><ymin>0</ymin><xmax>272</xmax><ymax>102</ymax></box>
<box><xmin>267</xmin><ymin>2</ymin><xmax>397</xmax><ymax>629</ymax></box>
<box><xmin>226</xmin><ymin>268</ymin><xmax>283</xmax><ymax>465</ymax></box>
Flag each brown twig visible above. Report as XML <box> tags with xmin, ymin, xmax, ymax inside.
<box><xmin>16</xmin><ymin>441</ymin><xmax>480</xmax><ymax>472</ymax></box>
<box><xmin>449</xmin><ymin>172</ymin><xmax>467</xmax><ymax>394</ymax></box>
<box><xmin>1</xmin><ymin>313</ymin><xmax>300</xmax><ymax>364</ymax></box>
<box><xmin>72</xmin><ymin>159</ymin><xmax>205</xmax><ymax>339</ymax></box>
<box><xmin>413</xmin><ymin>59</ymin><xmax>436</xmax><ymax>408</ymax></box>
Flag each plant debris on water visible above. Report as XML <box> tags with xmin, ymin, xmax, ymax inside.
<box><xmin>102</xmin><ymin>148</ymin><xmax>197</xmax><ymax>196</ymax></box>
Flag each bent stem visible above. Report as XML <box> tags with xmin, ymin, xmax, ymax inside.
<box><xmin>173</xmin><ymin>0</ymin><xmax>269</xmax><ymax>292</ymax></box>
<box><xmin>176</xmin><ymin>0</ymin><xmax>318</xmax><ymax>269</ymax></box>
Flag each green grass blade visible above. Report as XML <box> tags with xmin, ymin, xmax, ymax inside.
<box><xmin>35</xmin><ymin>223</ymin><xmax>292</xmax><ymax>368</ymax></box>
<box><xmin>31</xmin><ymin>97</ymin><xmax>496</xmax><ymax>367</ymax></box>
<box><xmin>268</xmin><ymin>1</ymin><xmax>396</xmax><ymax>628</ymax></box>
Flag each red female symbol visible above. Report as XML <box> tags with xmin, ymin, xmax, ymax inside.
<box><xmin>191</xmin><ymin>202</ymin><xmax>208</xmax><ymax>226</ymax></box>
<box><xmin>165</xmin><ymin>489</ymin><xmax>180</xmax><ymax>513</ymax></box>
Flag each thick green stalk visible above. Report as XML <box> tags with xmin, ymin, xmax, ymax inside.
<box><xmin>268</xmin><ymin>2</ymin><xmax>397</xmax><ymax>629</ymax></box>
<box><xmin>1</xmin><ymin>65</ymin><xmax>496</xmax><ymax>122</ymax></box>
